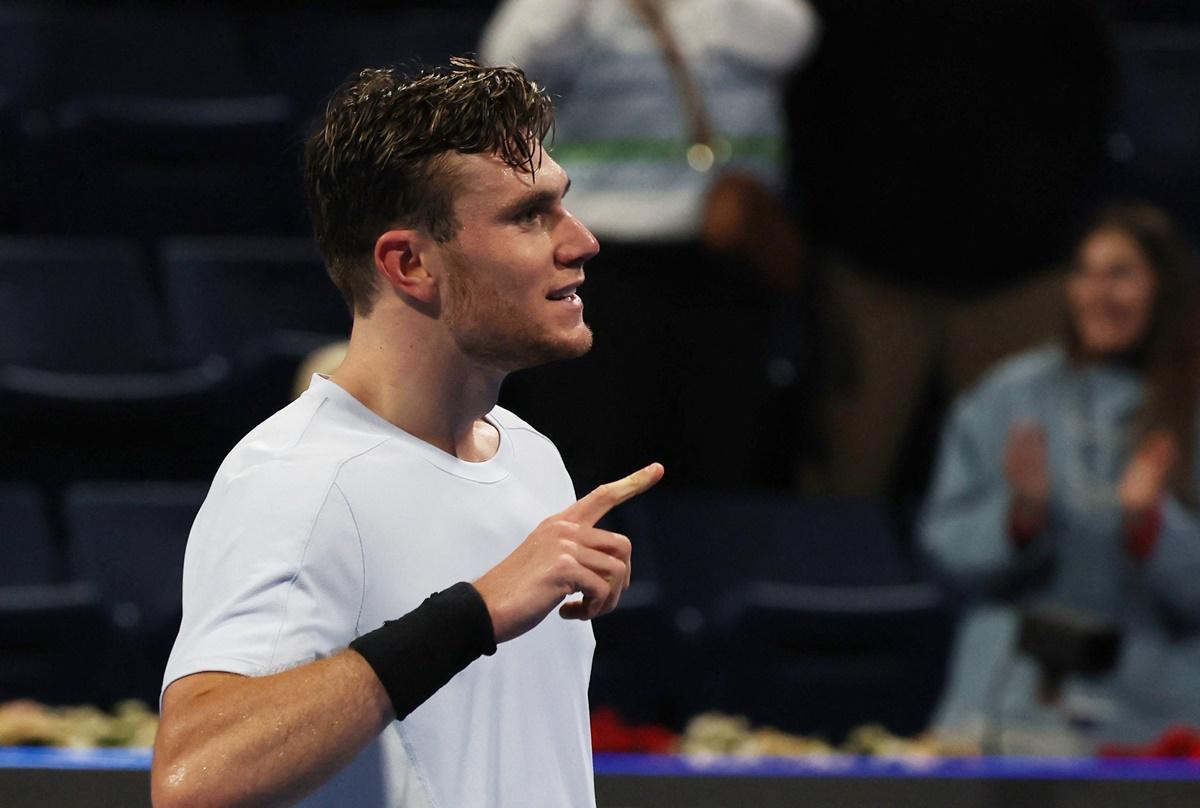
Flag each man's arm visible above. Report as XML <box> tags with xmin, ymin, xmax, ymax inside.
<box><xmin>153</xmin><ymin>654</ymin><xmax>391</xmax><ymax>808</ymax></box>
<box><xmin>151</xmin><ymin>463</ymin><xmax>663</xmax><ymax>808</ymax></box>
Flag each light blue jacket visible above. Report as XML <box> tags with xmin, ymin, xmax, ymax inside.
<box><xmin>919</xmin><ymin>344</ymin><xmax>1200</xmax><ymax>747</ymax></box>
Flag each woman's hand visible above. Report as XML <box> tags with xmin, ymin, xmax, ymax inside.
<box><xmin>1119</xmin><ymin>430</ymin><xmax>1179</xmax><ymax>517</ymax></box>
<box><xmin>1005</xmin><ymin>420</ymin><xmax>1051</xmax><ymax>512</ymax></box>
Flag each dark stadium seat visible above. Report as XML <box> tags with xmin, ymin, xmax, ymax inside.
<box><xmin>713</xmin><ymin>580</ymin><xmax>953</xmax><ymax>740</ymax></box>
<box><xmin>159</xmin><ymin>236</ymin><xmax>350</xmax><ymax>431</ymax></box>
<box><xmin>160</xmin><ymin>236</ymin><xmax>349</xmax><ymax>366</ymax></box>
<box><xmin>586</xmin><ymin>506</ymin><xmax>690</xmax><ymax>727</ymax></box>
<box><xmin>625</xmin><ymin>493</ymin><xmax>916</xmax><ymax>615</ymax></box>
<box><xmin>5</xmin><ymin>6</ymin><xmax>279</xmax><ymax>237</ymax></box>
<box><xmin>0</xmin><ymin>6</ymin><xmax>247</xmax><ymax>109</ymax></box>
<box><xmin>0</xmin><ymin>7</ymin><xmax>51</xmax><ymax>108</ymax></box>
<box><xmin>611</xmin><ymin>493</ymin><xmax>951</xmax><ymax>735</ymax></box>
<box><xmin>1107</xmin><ymin>25</ymin><xmax>1200</xmax><ymax>243</ymax></box>
<box><xmin>0</xmin><ymin>238</ymin><xmax>229</xmax><ymax>482</ymax></box>
<box><xmin>35</xmin><ymin>8</ymin><xmax>248</xmax><ymax>102</ymax></box>
<box><xmin>20</xmin><ymin>94</ymin><xmax>303</xmax><ymax>237</ymax></box>
<box><xmin>247</xmin><ymin>8</ymin><xmax>490</xmax><ymax>121</ymax></box>
<box><xmin>62</xmin><ymin>481</ymin><xmax>207</xmax><ymax>704</ymax></box>
<box><xmin>0</xmin><ymin>238</ymin><xmax>157</xmax><ymax>374</ymax></box>
<box><xmin>589</xmin><ymin>581</ymin><xmax>680</xmax><ymax>725</ymax></box>
<box><xmin>0</xmin><ymin>88</ymin><xmax>17</xmax><ymax>232</ymax></box>
<box><xmin>0</xmin><ymin>582</ymin><xmax>110</xmax><ymax>705</ymax></box>
<box><xmin>0</xmin><ymin>482</ymin><xmax>55</xmax><ymax>586</ymax></box>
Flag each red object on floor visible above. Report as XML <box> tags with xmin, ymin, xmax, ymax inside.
<box><xmin>1100</xmin><ymin>725</ymin><xmax>1200</xmax><ymax>759</ymax></box>
<box><xmin>591</xmin><ymin>707</ymin><xmax>678</xmax><ymax>754</ymax></box>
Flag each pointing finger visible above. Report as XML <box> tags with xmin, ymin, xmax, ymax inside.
<box><xmin>561</xmin><ymin>463</ymin><xmax>664</xmax><ymax>528</ymax></box>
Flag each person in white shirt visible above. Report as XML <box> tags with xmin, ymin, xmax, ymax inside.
<box><xmin>152</xmin><ymin>57</ymin><xmax>663</xmax><ymax>808</ymax></box>
<box><xmin>480</xmin><ymin>0</ymin><xmax>820</xmax><ymax>242</ymax></box>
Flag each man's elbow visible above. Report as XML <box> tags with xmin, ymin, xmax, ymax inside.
<box><xmin>151</xmin><ymin>755</ymin><xmax>197</xmax><ymax>808</ymax></box>
<box><xmin>151</xmin><ymin>733</ymin><xmax>220</xmax><ymax>808</ymax></box>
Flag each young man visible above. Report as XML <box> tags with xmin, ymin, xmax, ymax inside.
<box><xmin>152</xmin><ymin>58</ymin><xmax>663</xmax><ymax>808</ymax></box>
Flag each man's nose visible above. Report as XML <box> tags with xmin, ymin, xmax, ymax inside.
<box><xmin>557</xmin><ymin>213</ymin><xmax>600</xmax><ymax>269</ymax></box>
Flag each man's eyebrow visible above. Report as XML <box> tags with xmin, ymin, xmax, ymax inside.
<box><xmin>502</xmin><ymin>178</ymin><xmax>571</xmax><ymax>218</ymax></box>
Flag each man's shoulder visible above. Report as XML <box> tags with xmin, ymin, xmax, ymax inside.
<box><xmin>185</xmin><ymin>393</ymin><xmax>392</xmax><ymax>570</ymax></box>
<box><xmin>215</xmin><ymin>390</ymin><xmax>392</xmax><ymax>500</ymax></box>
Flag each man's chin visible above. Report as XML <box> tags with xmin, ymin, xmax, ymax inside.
<box><xmin>511</xmin><ymin>329</ymin><xmax>594</xmax><ymax>370</ymax></box>
<box><xmin>462</xmin><ymin>327</ymin><xmax>593</xmax><ymax>373</ymax></box>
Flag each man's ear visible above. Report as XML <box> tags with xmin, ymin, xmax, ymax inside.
<box><xmin>374</xmin><ymin>229</ymin><xmax>439</xmax><ymax>304</ymax></box>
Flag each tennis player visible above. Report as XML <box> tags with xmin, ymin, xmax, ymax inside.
<box><xmin>152</xmin><ymin>58</ymin><xmax>662</xmax><ymax>807</ymax></box>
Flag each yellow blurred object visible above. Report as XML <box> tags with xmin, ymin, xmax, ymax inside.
<box><xmin>749</xmin><ymin>727</ymin><xmax>833</xmax><ymax>757</ymax></box>
<box><xmin>292</xmin><ymin>340</ymin><xmax>348</xmax><ymax>400</ymax></box>
<box><xmin>0</xmin><ymin>699</ymin><xmax>158</xmax><ymax>748</ymax></box>
<box><xmin>678</xmin><ymin>712</ymin><xmax>981</xmax><ymax>758</ymax></box>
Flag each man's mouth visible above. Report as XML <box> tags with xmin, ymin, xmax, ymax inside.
<box><xmin>546</xmin><ymin>283</ymin><xmax>582</xmax><ymax>302</ymax></box>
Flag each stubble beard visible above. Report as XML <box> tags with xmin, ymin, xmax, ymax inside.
<box><xmin>443</xmin><ymin>255</ymin><xmax>593</xmax><ymax>372</ymax></box>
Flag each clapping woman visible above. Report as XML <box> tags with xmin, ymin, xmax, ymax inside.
<box><xmin>919</xmin><ymin>201</ymin><xmax>1200</xmax><ymax>750</ymax></box>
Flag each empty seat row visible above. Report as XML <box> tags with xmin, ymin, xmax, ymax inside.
<box><xmin>0</xmin><ymin>235</ymin><xmax>347</xmax><ymax>388</ymax></box>
<box><xmin>16</xmin><ymin>94</ymin><xmax>307</xmax><ymax>237</ymax></box>
<box><xmin>1108</xmin><ymin>24</ymin><xmax>1200</xmax><ymax>246</ymax></box>
<box><xmin>0</xmin><ymin>6</ymin><xmax>489</xmax><ymax>237</ymax></box>
<box><xmin>591</xmin><ymin>493</ymin><xmax>954</xmax><ymax>738</ymax></box>
<box><xmin>0</xmin><ymin>236</ymin><xmax>348</xmax><ymax>483</ymax></box>
<box><xmin>0</xmin><ymin>480</ymin><xmax>206</xmax><ymax>705</ymax></box>
<box><xmin>4</xmin><ymin>15</ymin><xmax>1200</xmax><ymax>242</ymax></box>
<box><xmin>0</xmin><ymin>480</ymin><xmax>202</xmax><ymax>598</ymax></box>
<box><xmin>0</xmin><ymin>6</ymin><xmax>488</xmax><ymax>111</ymax></box>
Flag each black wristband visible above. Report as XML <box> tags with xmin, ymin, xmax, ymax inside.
<box><xmin>350</xmin><ymin>581</ymin><xmax>497</xmax><ymax>720</ymax></box>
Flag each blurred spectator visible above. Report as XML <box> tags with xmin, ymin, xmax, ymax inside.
<box><xmin>481</xmin><ymin>0</ymin><xmax>819</xmax><ymax>241</ymax></box>
<box><xmin>786</xmin><ymin>0</ymin><xmax>1117</xmax><ymax>501</ymax></box>
<box><xmin>919</xmin><ymin>201</ymin><xmax>1200</xmax><ymax>749</ymax></box>
<box><xmin>480</xmin><ymin>0</ymin><xmax>820</xmax><ymax>492</ymax></box>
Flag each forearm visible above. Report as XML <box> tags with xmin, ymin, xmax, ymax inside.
<box><xmin>152</xmin><ymin>651</ymin><xmax>392</xmax><ymax>808</ymax></box>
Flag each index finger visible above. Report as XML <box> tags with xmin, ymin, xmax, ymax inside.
<box><xmin>561</xmin><ymin>463</ymin><xmax>664</xmax><ymax>528</ymax></box>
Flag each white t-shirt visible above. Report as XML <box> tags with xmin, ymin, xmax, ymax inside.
<box><xmin>163</xmin><ymin>375</ymin><xmax>596</xmax><ymax>808</ymax></box>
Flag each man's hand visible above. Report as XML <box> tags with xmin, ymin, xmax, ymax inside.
<box><xmin>1005</xmin><ymin>420</ymin><xmax>1051</xmax><ymax>511</ymax></box>
<box><xmin>1119</xmin><ymin>430</ymin><xmax>1178</xmax><ymax>517</ymax></box>
<box><xmin>473</xmin><ymin>463</ymin><xmax>664</xmax><ymax>644</ymax></box>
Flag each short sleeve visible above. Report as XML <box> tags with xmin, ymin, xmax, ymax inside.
<box><xmin>162</xmin><ymin>469</ymin><xmax>364</xmax><ymax>695</ymax></box>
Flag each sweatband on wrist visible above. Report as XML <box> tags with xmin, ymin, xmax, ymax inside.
<box><xmin>350</xmin><ymin>581</ymin><xmax>497</xmax><ymax>720</ymax></box>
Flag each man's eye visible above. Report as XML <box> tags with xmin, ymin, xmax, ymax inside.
<box><xmin>515</xmin><ymin>207</ymin><xmax>542</xmax><ymax>224</ymax></box>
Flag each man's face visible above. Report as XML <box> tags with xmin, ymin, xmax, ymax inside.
<box><xmin>435</xmin><ymin>148</ymin><xmax>600</xmax><ymax>372</ymax></box>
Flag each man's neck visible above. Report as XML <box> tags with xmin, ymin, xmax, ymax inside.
<box><xmin>330</xmin><ymin>322</ymin><xmax>504</xmax><ymax>462</ymax></box>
